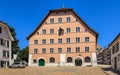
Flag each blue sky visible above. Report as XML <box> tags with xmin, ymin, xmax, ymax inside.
<box><xmin>0</xmin><ymin>0</ymin><xmax>120</xmax><ymax>49</ymax></box>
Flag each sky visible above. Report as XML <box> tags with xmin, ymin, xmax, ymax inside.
<box><xmin>0</xmin><ymin>0</ymin><xmax>120</xmax><ymax>49</ymax></box>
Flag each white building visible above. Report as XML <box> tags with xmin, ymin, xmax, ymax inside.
<box><xmin>0</xmin><ymin>21</ymin><xmax>14</xmax><ymax>68</ymax></box>
<box><xmin>109</xmin><ymin>33</ymin><xmax>120</xmax><ymax>71</ymax></box>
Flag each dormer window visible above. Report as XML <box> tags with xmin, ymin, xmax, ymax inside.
<box><xmin>0</xmin><ymin>27</ymin><xmax>2</xmax><ymax>33</ymax></box>
<box><xmin>58</xmin><ymin>27</ymin><xmax>64</xmax><ymax>36</ymax></box>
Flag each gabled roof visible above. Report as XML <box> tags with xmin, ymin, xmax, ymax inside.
<box><xmin>109</xmin><ymin>33</ymin><xmax>120</xmax><ymax>46</ymax></box>
<box><xmin>27</xmin><ymin>8</ymin><xmax>98</xmax><ymax>41</ymax></box>
<box><xmin>0</xmin><ymin>21</ymin><xmax>14</xmax><ymax>41</ymax></box>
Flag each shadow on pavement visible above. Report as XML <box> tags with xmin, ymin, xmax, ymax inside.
<box><xmin>102</xmin><ymin>67</ymin><xmax>120</xmax><ymax>75</ymax></box>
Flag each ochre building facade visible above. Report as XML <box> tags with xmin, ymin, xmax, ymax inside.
<box><xmin>27</xmin><ymin>8</ymin><xmax>98</xmax><ymax>66</ymax></box>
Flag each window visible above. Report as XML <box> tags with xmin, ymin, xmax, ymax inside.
<box><xmin>7</xmin><ymin>61</ymin><xmax>9</xmax><ymax>66</ymax></box>
<box><xmin>85</xmin><ymin>29</ymin><xmax>88</xmax><ymax>32</ymax></box>
<box><xmin>58</xmin><ymin>18</ymin><xmax>62</xmax><ymax>23</ymax></box>
<box><xmin>7</xmin><ymin>51</ymin><xmax>9</xmax><ymax>58</ymax></box>
<box><xmin>66</xmin><ymin>28</ymin><xmax>70</xmax><ymax>33</ymax></box>
<box><xmin>44</xmin><ymin>22</ymin><xmax>47</xmax><ymax>24</ymax></box>
<box><xmin>49</xmin><ymin>57</ymin><xmax>55</xmax><ymax>63</ymax></box>
<box><xmin>112</xmin><ymin>46</ymin><xmax>115</xmax><ymax>54</ymax></box>
<box><xmin>67</xmin><ymin>17</ymin><xmax>71</xmax><ymax>22</ymax></box>
<box><xmin>33</xmin><ymin>59</ymin><xmax>37</xmax><ymax>63</ymax></box>
<box><xmin>58</xmin><ymin>38</ymin><xmax>62</xmax><ymax>44</ymax></box>
<box><xmin>0</xmin><ymin>38</ymin><xmax>3</xmax><ymax>45</ymax></box>
<box><xmin>42</xmin><ymin>48</ymin><xmax>46</xmax><ymax>54</ymax></box>
<box><xmin>42</xmin><ymin>29</ymin><xmax>46</xmax><ymax>34</ymax></box>
<box><xmin>0</xmin><ymin>38</ymin><xmax>1</xmax><ymax>45</ymax></box>
<box><xmin>67</xmin><ymin>48</ymin><xmax>71</xmax><ymax>53</ymax></box>
<box><xmin>76</xmin><ymin>27</ymin><xmax>80</xmax><ymax>32</ymax></box>
<box><xmin>36</xmin><ymin>32</ymin><xmax>39</xmax><ymax>34</ymax></box>
<box><xmin>42</xmin><ymin>39</ymin><xmax>46</xmax><ymax>44</ymax></box>
<box><xmin>76</xmin><ymin>37</ymin><xmax>80</xmax><ymax>43</ymax></box>
<box><xmin>76</xmin><ymin>47</ymin><xmax>80</xmax><ymax>53</ymax></box>
<box><xmin>58</xmin><ymin>27</ymin><xmax>64</xmax><ymax>36</ymax></box>
<box><xmin>116</xmin><ymin>42</ymin><xmax>119</xmax><ymax>52</ymax></box>
<box><xmin>34</xmin><ymin>40</ymin><xmax>38</xmax><ymax>45</ymax></box>
<box><xmin>34</xmin><ymin>49</ymin><xmax>38</xmax><ymax>54</ymax></box>
<box><xmin>85</xmin><ymin>37</ymin><xmax>89</xmax><ymax>42</ymax></box>
<box><xmin>7</xmin><ymin>41</ymin><xmax>9</xmax><ymax>47</ymax></box>
<box><xmin>67</xmin><ymin>57</ymin><xmax>72</xmax><ymax>63</ymax></box>
<box><xmin>3</xmin><ymin>50</ymin><xmax>6</xmax><ymax>57</ymax></box>
<box><xmin>50</xmin><ymin>19</ymin><xmax>54</xmax><ymax>23</ymax></box>
<box><xmin>3</xmin><ymin>40</ymin><xmax>6</xmax><ymax>46</ymax></box>
<box><xmin>85</xmin><ymin>47</ymin><xmax>89</xmax><ymax>52</ymax></box>
<box><xmin>76</xmin><ymin>19</ymin><xmax>79</xmax><ymax>22</ymax></box>
<box><xmin>58</xmin><ymin>48</ymin><xmax>62</xmax><ymax>53</ymax></box>
<box><xmin>0</xmin><ymin>27</ymin><xmax>2</xmax><ymax>33</ymax></box>
<box><xmin>66</xmin><ymin>38</ymin><xmax>70</xmax><ymax>43</ymax></box>
<box><xmin>56</xmin><ymin>12</ymin><xmax>58</xmax><ymax>14</ymax></box>
<box><xmin>50</xmin><ymin>29</ymin><xmax>54</xmax><ymax>34</ymax></box>
<box><xmin>64</xmin><ymin>11</ymin><xmax>66</xmax><ymax>14</ymax></box>
<box><xmin>85</xmin><ymin>57</ymin><xmax>91</xmax><ymax>62</ymax></box>
<box><xmin>0</xmin><ymin>39</ymin><xmax>9</xmax><ymax>47</ymax></box>
<box><xmin>50</xmin><ymin>48</ymin><xmax>54</xmax><ymax>53</ymax></box>
<box><xmin>50</xmin><ymin>39</ymin><xmax>54</xmax><ymax>44</ymax></box>
<box><xmin>118</xmin><ymin>54</ymin><xmax>120</xmax><ymax>61</ymax></box>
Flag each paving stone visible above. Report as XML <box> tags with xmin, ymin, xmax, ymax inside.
<box><xmin>0</xmin><ymin>66</ymin><xmax>107</xmax><ymax>75</ymax></box>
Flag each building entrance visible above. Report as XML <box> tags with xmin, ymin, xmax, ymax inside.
<box><xmin>39</xmin><ymin>59</ymin><xmax>45</xmax><ymax>66</ymax></box>
<box><xmin>75</xmin><ymin>58</ymin><xmax>82</xmax><ymax>66</ymax></box>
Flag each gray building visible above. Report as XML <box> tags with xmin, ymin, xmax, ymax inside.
<box><xmin>109</xmin><ymin>33</ymin><xmax>120</xmax><ymax>71</ymax></box>
<box><xmin>0</xmin><ymin>21</ymin><xmax>14</xmax><ymax>68</ymax></box>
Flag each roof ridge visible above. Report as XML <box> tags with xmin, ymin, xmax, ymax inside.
<box><xmin>50</xmin><ymin>8</ymin><xmax>73</xmax><ymax>12</ymax></box>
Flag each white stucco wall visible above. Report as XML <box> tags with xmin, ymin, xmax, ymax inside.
<box><xmin>111</xmin><ymin>40</ymin><xmax>120</xmax><ymax>70</ymax></box>
<box><xmin>0</xmin><ymin>23</ymin><xmax>13</xmax><ymax>68</ymax></box>
<box><xmin>28</xmin><ymin>54</ymin><xmax>32</xmax><ymax>66</ymax></box>
<box><xmin>92</xmin><ymin>52</ymin><xmax>97</xmax><ymax>66</ymax></box>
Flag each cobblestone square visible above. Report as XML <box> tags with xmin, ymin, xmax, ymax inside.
<box><xmin>0</xmin><ymin>66</ymin><xmax>107</xmax><ymax>75</ymax></box>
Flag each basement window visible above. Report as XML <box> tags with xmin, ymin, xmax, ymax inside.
<box><xmin>33</xmin><ymin>59</ymin><xmax>37</xmax><ymax>63</ymax></box>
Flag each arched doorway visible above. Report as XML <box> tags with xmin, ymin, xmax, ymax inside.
<box><xmin>39</xmin><ymin>59</ymin><xmax>45</xmax><ymax>66</ymax></box>
<box><xmin>75</xmin><ymin>58</ymin><xmax>82</xmax><ymax>66</ymax></box>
